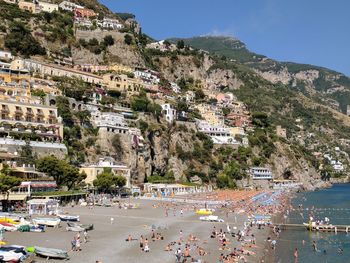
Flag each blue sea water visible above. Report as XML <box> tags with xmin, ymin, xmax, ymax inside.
<box><xmin>275</xmin><ymin>184</ymin><xmax>350</xmax><ymax>263</ymax></box>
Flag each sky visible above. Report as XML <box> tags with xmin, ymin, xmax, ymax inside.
<box><xmin>100</xmin><ymin>0</ymin><xmax>350</xmax><ymax>76</ymax></box>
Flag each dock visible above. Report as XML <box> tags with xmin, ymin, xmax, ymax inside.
<box><xmin>276</xmin><ymin>223</ymin><xmax>350</xmax><ymax>233</ymax></box>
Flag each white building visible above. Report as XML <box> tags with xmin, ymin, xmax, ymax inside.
<box><xmin>91</xmin><ymin>111</ymin><xmax>128</xmax><ymax>134</ymax></box>
<box><xmin>58</xmin><ymin>0</ymin><xmax>83</xmax><ymax>11</ymax></box>
<box><xmin>332</xmin><ymin>160</ymin><xmax>344</xmax><ymax>172</ymax></box>
<box><xmin>38</xmin><ymin>1</ymin><xmax>59</xmax><ymax>13</ymax></box>
<box><xmin>197</xmin><ymin>120</ymin><xmax>239</xmax><ymax>145</ymax></box>
<box><xmin>74</xmin><ymin>18</ymin><xmax>93</xmax><ymax>28</ymax></box>
<box><xmin>134</xmin><ymin>69</ymin><xmax>160</xmax><ymax>84</ymax></box>
<box><xmin>250</xmin><ymin>167</ymin><xmax>273</xmax><ymax>180</ymax></box>
<box><xmin>0</xmin><ymin>50</ymin><xmax>14</xmax><ymax>61</ymax></box>
<box><xmin>161</xmin><ymin>104</ymin><xmax>177</xmax><ymax>123</ymax></box>
<box><xmin>170</xmin><ymin>82</ymin><xmax>181</xmax><ymax>93</ymax></box>
<box><xmin>99</xmin><ymin>18</ymin><xmax>123</xmax><ymax>30</ymax></box>
<box><xmin>146</xmin><ymin>40</ymin><xmax>177</xmax><ymax>52</ymax></box>
<box><xmin>3</xmin><ymin>0</ymin><xmax>17</xmax><ymax>4</ymax></box>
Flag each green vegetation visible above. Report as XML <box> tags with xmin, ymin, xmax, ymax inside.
<box><xmin>147</xmin><ymin>171</ymin><xmax>175</xmax><ymax>184</ymax></box>
<box><xmin>131</xmin><ymin>92</ymin><xmax>162</xmax><ymax>117</ymax></box>
<box><xmin>78</xmin><ymin>35</ymin><xmax>115</xmax><ymax>55</ymax></box>
<box><xmin>36</xmin><ymin>155</ymin><xmax>86</xmax><ymax>190</ymax></box>
<box><xmin>5</xmin><ymin>21</ymin><xmax>46</xmax><ymax>57</ymax></box>
<box><xmin>0</xmin><ymin>165</ymin><xmax>21</xmax><ymax>211</ymax></box>
<box><xmin>93</xmin><ymin>169</ymin><xmax>126</xmax><ymax>192</ymax></box>
<box><xmin>169</xmin><ymin>36</ymin><xmax>265</xmax><ymax>63</ymax></box>
<box><xmin>124</xmin><ymin>34</ymin><xmax>133</xmax><ymax>45</ymax></box>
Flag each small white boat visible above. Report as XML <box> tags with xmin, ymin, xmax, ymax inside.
<box><xmin>0</xmin><ymin>250</ymin><xmax>23</xmax><ymax>262</ymax></box>
<box><xmin>199</xmin><ymin>215</ymin><xmax>224</xmax><ymax>222</ymax></box>
<box><xmin>58</xmin><ymin>214</ymin><xmax>80</xmax><ymax>222</ymax></box>
<box><xmin>66</xmin><ymin>225</ymin><xmax>85</xmax><ymax>232</ymax></box>
<box><xmin>34</xmin><ymin>246</ymin><xmax>69</xmax><ymax>259</ymax></box>
<box><xmin>32</xmin><ymin>218</ymin><xmax>61</xmax><ymax>227</ymax></box>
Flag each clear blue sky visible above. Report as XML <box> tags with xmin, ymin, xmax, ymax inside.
<box><xmin>100</xmin><ymin>0</ymin><xmax>350</xmax><ymax>76</ymax></box>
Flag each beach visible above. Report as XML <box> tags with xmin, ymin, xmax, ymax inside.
<box><xmin>3</xmin><ymin>191</ymin><xmax>288</xmax><ymax>263</ymax></box>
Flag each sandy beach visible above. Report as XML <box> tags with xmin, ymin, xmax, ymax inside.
<box><xmin>3</xmin><ymin>197</ymin><xmax>278</xmax><ymax>263</ymax></box>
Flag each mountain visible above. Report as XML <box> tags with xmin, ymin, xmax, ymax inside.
<box><xmin>169</xmin><ymin>36</ymin><xmax>350</xmax><ymax>113</ymax></box>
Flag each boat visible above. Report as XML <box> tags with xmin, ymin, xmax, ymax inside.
<box><xmin>32</xmin><ymin>218</ymin><xmax>61</xmax><ymax>227</ymax></box>
<box><xmin>66</xmin><ymin>225</ymin><xmax>85</xmax><ymax>232</ymax></box>
<box><xmin>67</xmin><ymin>222</ymin><xmax>93</xmax><ymax>231</ymax></box>
<box><xmin>199</xmin><ymin>215</ymin><xmax>224</xmax><ymax>222</ymax></box>
<box><xmin>0</xmin><ymin>222</ymin><xmax>17</xmax><ymax>232</ymax></box>
<box><xmin>0</xmin><ymin>250</ymin><xmax>23</xmax><ymax>262</ymax></box>
<box><xmin>195</xmin><ymin>208</ymin><xmax>214</xmax><ymax>215</ymax></box>
<box><xmin>58</xmin><ymin>214</ymin><xmax>80</xmax><ymax>222</ymax></box>
<box><xmin>0</xmin><ymin>245</ymin><xmax>29</xmax><ymax>262</ymax></box>
<box><xmin>30</xmin><ymin>225</ymin><xmax>45</xmax><ymax>233</ymax></box>
<box><xmin>35</xmin><ymin>246</ymin><xmax>69</xmax><ymax>259</ymax></box>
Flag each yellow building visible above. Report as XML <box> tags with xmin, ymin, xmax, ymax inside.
<box><xmin>109</xmin><ymin>64</ymin><xmax>133</xmax><ymax>74</ymax></box>
<box><xmin>18</xmin><ymin>1</ymin><xmax>41</xmax><ymax>13</ymax></box>
<box><xmin>0</xmin><ymin>72</ymin><xmax>30</xmax><ymax>85</ymax></box>
<box><xmin>79</xmin><ymin>158</ymin><xmax>131</xmax><ymax>188</ymax></box>
<box><xmin>230</xmin><ymin>127</ymin><xmax>245</xmax><ymax>136</ymax></box>
<box><xmin>195</xmin><ymin>104</ymin><xmax>224</xmax><ymax>126</ymax></box>
<box><xmin>103</xmin><ymin>74</ymin><xmax>143</xmax><ymax>95</ymax></box>
<box><xmin>0</xmin><ymin>99</ymin><xmax>63</xmax><ymax>139</ymax></box>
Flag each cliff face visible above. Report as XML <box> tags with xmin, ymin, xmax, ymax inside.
<box><xmin>73</xmin><ymin>30</ymin><xmax>145</xmax><ymax>67</ymax></box>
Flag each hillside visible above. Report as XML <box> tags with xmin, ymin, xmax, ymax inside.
<box><xmin>1</xmin><ymin>0</ymin><xmax>350</xmax><ymax>190</ymax></box>
<box><xmin>170</xmin><ymin>36</ymin><xmax>350</xmax><ymax>113</ymax></box>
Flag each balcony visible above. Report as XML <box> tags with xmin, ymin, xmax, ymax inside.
<box><xmin>15</xmin><ymin>109</ymin><xmax>23</xmax><ymax>115</ymax></box>
<box><xmin>25</xmin><ymin>111</ymin><xmax>34</xmax><ymax>117</ymax></box>
<box><xmin>1</xmin><ymin>108</ymin><xmax>9</xmax><ymax>114</ymax></box>
<box><xmin>36</xmin><ymin>111</ymin><xmax>45</xmax><ymax>117</ymax></box>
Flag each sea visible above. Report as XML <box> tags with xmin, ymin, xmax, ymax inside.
<box><xmin>275</xmin><ymin>184</ymin><xmax>350</xmax><ymax>263</ymax></box>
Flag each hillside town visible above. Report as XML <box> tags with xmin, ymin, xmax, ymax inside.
<box><xmin>0</xmin><ymin>0</ymin><xmax>349</xmax><ymax>262</ymax></box>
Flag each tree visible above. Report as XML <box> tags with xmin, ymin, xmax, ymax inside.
<box><xmin>36</xmin><ymin>156</ymin><xmax>86</xmax><ymax>189</ymax></box>
<box><xmin>5</xmin><ymin>21</ymin><xmax>46</xmax><ymax>57</ymax></box>
<box><xmin>93</xmin><ymin>171</ymin><xmax>126</xmax><ymax>192</ymax></box>
<box><xmin>115</xmin><ymin>175</ymin><xmax>126</xmax><ymax>188</ymax></box>
<box><xmin>56</xmin><ymin>96</ymin><xmax>74</xmax><ymax>126</ymax></box>
<box><xmin>0</xmin><ymin>172</ymin><xmax>21</xmax><ymax>211</ymax></box>
<box><xmin>103</xmin><ymin>35</ymin><xmax>115</xmax><ymax>46</ymax></box>
<box><xmin>74</xmin><ymin>110</ymin><xmax>91</xmax><ymax>125</ymax></box>
<box><xmin>252</xmin><ymin>112</ymin><xmax>269</xmax><ymax>128</ymax></box>
<box><xmin>124</xmin><ymin>34</ymin><xmax>133</xmax><ymax>45</ymax></box>
<box><xmin>177</xmin><ymin>40</ymin><xmax>185</xmax><ymax>49</ymax></box>
<box><xmin>19</xmin><ymin>141</ymin><xmax>36</xmax><ymax>165</ymax></box>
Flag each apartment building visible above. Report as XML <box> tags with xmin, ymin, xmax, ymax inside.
<box><xmin>11</xmin><ymin>59</ymin><xmax>103</xmax><ymax>85</ymax></box>
<box><xmin>38</xmin><ymin>1</ymin><xmax>59</xmax><ymax>13</ymax></box>
<box><xmin>103</xmin><ymin>74</ymin><xmax>142</xmax><ymax>95</ymax></box>
<box><xmin>59</xmin><ymin>0</ymin><xmax>83</xmax><ymax>11</ymax></box>
<box><xmin>91</xmin><ymin>111</ymin><xmax>129</xmax><ymax>134</ymax></box>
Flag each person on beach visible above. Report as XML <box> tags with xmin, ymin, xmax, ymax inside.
<box><xmin>76</xmin><ymin>234</ymin><xmax>81</xmax><ymax>251</ymax></box>
<box><xmin>71</xmin><ymin>237</ymin><xmax>76</xmax><ymax>251</ymax></box>
<box><xmin>175</xmin><ymin>248</ymin><xmax>182</xmax><ymax>262</ymax></box>
<box><xmin>83</xmin><ymin>230</ymin><xmax>88</xmax><ymax>243</ymax></box>
<box><xmin>110</xmin><ymin>217</ymin><xmax>114</xmax><ymax>224</ymax></box>
<box><xmin>140</xmin><ymin>235</ymin><xmax>144</xmax><ymax>251</ymax></box>
<box><xmin>144</xmin><ymin>243</ymin><xmax>150</xmax><ymax>252</ymax></box>
<box><xmin>312</xmin><ymin>240</ymin><xmax>317</xmax><ymax>252</ymax></box>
